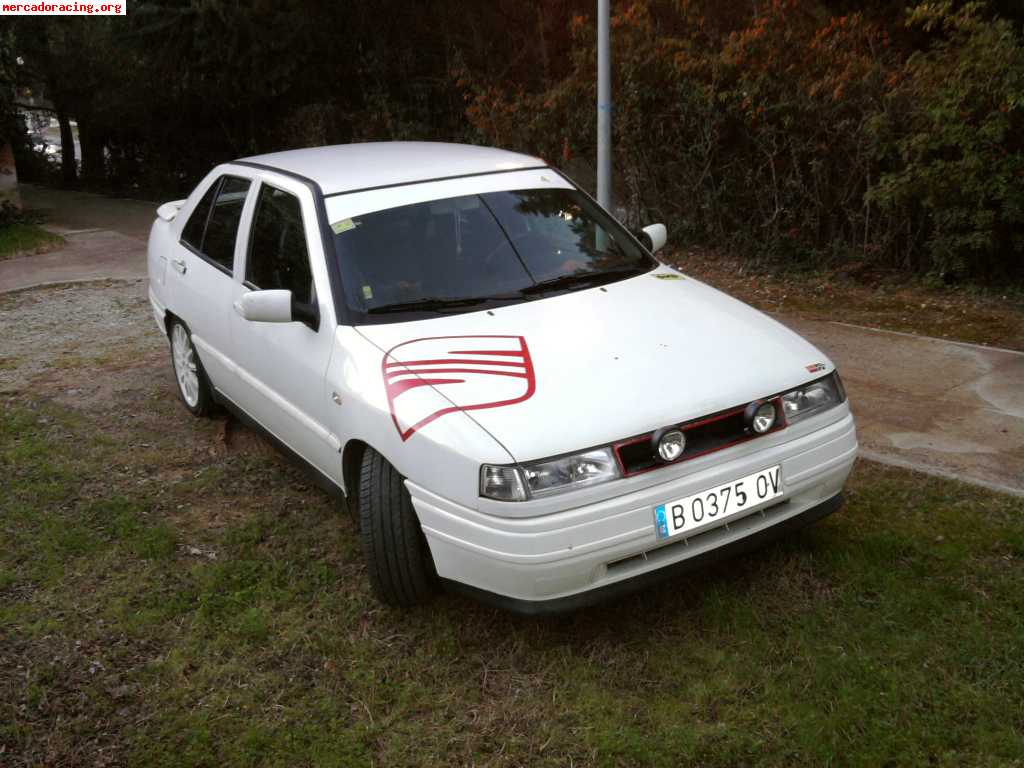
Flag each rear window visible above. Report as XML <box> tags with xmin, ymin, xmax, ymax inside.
<box><xmin>331</xmin><ymin>187</ymin><xmax>653</xmax><ymax>319</ymax></box>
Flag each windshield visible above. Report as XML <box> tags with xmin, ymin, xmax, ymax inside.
<box><xmin>331</xmin><ymin>187</ymin><xmax>656</xmax><ymax>321</ymax></box>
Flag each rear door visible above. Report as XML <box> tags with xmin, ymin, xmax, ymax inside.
<box><xmin>227</xmin><ymin>175</ymin><xmax>341</xmax><ymax>480</ymax></box>
<box><xmin>168</xmin><ymin>173</ymin><xmax>254</xmax><ymax>392</ymax></box>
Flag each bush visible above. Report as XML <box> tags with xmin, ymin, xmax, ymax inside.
<box><xmin>868</xmin><ymin>2</ymin><xmax>1024</xmax><ymax>279</ymax></box>
<box><xmin>460</xmin><ymin>0</ymin><xmax>1024</xmax><ymax>282</ymax></box>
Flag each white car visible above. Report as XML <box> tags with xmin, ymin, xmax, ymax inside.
<box><xmin>147</xmin><ymin>142</ymin><xmax>857</xmax><ymax>613</ymax></box>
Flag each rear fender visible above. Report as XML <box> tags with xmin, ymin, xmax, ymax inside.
<box><xmin>146</xmin><ymin>217</ymin><xmax>173</xmax><ymax>288</ymax></box>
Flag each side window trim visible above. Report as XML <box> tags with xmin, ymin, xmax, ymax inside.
<box><xmin>179</xmin><ymin>174</ymin><xmax>252</xmax><ymax>277</ymax></box>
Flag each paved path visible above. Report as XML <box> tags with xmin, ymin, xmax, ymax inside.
<box><xmin>783</xmin><ymin>318</ymin><xmax>1023</xmax><ymax>496</ymax></box>
<box><xmin>21</xmin><ymin>183</ymin><xmax>156</xmax><ymax>240</ymax></box>
<box><xmin>0</xmin><ymin>184</ymin><xmax>152</xmax><ymax>293</ymax></box>
<box><xmin>2</xmin><ymin>184</ymin><xmax>1022</xmax><ymax>495</ymax></box>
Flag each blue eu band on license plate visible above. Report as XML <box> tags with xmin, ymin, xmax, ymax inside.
<box><xmin>654</xmin><ymin>465</ymin><xmax>783</xmax><ymax>541</ymax></box>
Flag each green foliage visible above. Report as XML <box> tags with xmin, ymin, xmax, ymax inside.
<box><xmin>868</xmin><ymin>2</ymin><xmax>1024</xmax><ymax>278</ymax></box>
<box><xmin>0</xmin><ymin>210</ymin><xmax>64</xmax><ymax>260</ymax></box>
<box><xmin>7</xmin><ymin>0</ymin><xmax>1024</xmax><ymax>280</ymax></box>
<box><xmin>462</xmin><ymin>0</ymin><xmax>1024</xmax><ymax>281</ymax></box>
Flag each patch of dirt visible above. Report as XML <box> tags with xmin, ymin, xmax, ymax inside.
<box><xmin>0</xmin><ymin>279</ymin><xmax>312</xmax><ymax>536</ymax></box>
<box><xmin>668</xmin><ymin>247</ymin><xmax>1024</xmax><ymax>351</ymax></box>
<box><xmin>0</xmin><ymin>280</ymin><xmax>159</xmax><ymax>395</ymax></box>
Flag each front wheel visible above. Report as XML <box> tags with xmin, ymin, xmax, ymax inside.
<box><xmin>359</xmin><ymin>448</ymin><xmax>437</xmax><ymax>607</ymax></box>
<box><xmin>169</xmin><ymin>320</ymin><xmax>214</xmax><ymax>417</ymax></box>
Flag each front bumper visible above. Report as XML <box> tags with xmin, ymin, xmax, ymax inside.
<box><xmin>409</xmin><ymin>407</ymin><xmax>857</xmax><ymax>613</ymax></box>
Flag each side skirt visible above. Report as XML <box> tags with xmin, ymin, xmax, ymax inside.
<box><xmin>212</xmin><ymin>388</ymin><xmax>349</xmax><ymax>505</ymax></box>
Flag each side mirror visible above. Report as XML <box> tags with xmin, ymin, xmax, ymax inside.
<box><xmin>640</xmin><ymin>223</ymin><xmax>668</xmax><ymax>254</ymax></box>
<box><xmin>234</xmin><ymin>290</ymin><xmax>293</xmax><ymax>323</ymax></box>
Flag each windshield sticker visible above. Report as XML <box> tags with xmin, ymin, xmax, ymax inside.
<box><xmin>362</xmin><ymin>285</ymin><xmax>374</xmax><ymax>300</ymax></box>
<box><xmin>331</xmin><ymin>218</ymin><xmax>357</xmax><ymax>234</ymax></box>
<box><xmin>383</xmin><ymin>335</ymin><xmax>536</xmax><ymax>441</ymax></box>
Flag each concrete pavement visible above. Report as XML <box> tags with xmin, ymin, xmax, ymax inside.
<box><xmin>0</xmin><ymin>184</ymin><xmax>152</xmax><ymax>293</ymax></box>
<box><xmin>0</xmin><ymin>229</ymin><xmax>147</xmax><ymax>292</ymax></box>
<box><xmin>20</xmin><ymin>182</ymin><xmax>157</xmax><ymax>240</ymax></box>
<box><xmin>2</xmin><ymin>184</ymin><xmax>1021</xmax><ymax>495</ymax></box>
<box><xmin>785</xmin><ymin>319</ymin><xmax>1023</xmax><ymax>495</ymax></box>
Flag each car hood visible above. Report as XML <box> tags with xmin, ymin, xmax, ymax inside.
<box><xmin>357</xmin><ymin>266</ymin><xmax>833</xmax><ymax>462</ymax></box>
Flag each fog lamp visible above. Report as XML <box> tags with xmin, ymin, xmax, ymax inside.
<box><xmin>653</xmin><ymin>428</ymin><xmax>686</xmax><ymax>462</ymax></box>
<box><xmin>746</xmin><ymin>401</ymin><xmax>777</xmax><ymax>434</ymax></box>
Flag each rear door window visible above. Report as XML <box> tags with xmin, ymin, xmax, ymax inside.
<box><xmin>180</xmin><ymin>182</ymin><xmax>217</xmax><ymax>251</ymax></box>
<box><xmin>180</xmin><ymin>175</ymin><xmax>251</xmax><ymax>274</ymax></box>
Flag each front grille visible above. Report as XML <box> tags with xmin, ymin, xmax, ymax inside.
<box><xmin>614</xmin><ymin>396</ymin><xmax>786</xmax><ymax>477</ymax></box>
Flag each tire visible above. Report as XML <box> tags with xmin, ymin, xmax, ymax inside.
<box><xmin>359</xmin><ymin>448</ymin><xmax>437</xmax><ymax>607</ymax></box>
<box><xmin>168</xmin><ymin>319</ymin><xmax>215</xmax><ymax>417</ymax></box>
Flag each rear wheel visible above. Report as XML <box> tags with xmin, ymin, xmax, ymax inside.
<box><xmin>359</xmin><ymin>448</ymin><xmax>437</xmax><ymax>607</ymax></box>
<box><xmin>169</xmin><ymin>320</ymin><xmax>214</xmax><ymax>417</ymax></box>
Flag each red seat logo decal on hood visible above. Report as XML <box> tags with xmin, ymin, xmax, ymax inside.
<box><xmin>383</xmin><ymin>335</ymin><xmax>536</xmax><ymax>441</ymax></box>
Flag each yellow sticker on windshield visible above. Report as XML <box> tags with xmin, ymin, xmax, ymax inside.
<box><xmin>332</xmin><ymin>218</ymin><xmax>356</xmax><ymax>234</ymax></box>
<box><xmin>362</xmin><ymin>285</ymin><xmax>373</xmax><ymax>300</ymax></box>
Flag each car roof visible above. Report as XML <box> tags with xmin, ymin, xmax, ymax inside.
<box><xmin>237</xmin><ymin>141</ymin><xmax>547</xmax><ymax>197</ymax></box>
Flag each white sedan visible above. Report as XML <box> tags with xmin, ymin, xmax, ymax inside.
<box><xmin>147</xmin><ymin>142</ymin><xmax>857</xmax><ymax>613</ymax></box>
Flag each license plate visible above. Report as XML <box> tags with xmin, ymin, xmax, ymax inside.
<box><xmin>654</xmin><ymin>465</ymin><xmax>783</xmax><ymax>541</ymax></box>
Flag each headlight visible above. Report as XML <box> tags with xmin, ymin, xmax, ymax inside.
<box><xmin>480</xmin><ymin>447</ymin><xmax>621</xmax><ymax>501</ymax></box>
<box><xmin>781</xmin><ymin>372</ymin><xmax>845</xmax><ymax>423</ymax></box>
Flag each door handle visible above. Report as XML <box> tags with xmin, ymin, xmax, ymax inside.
<box><xmin>171</xmin><ymin>258</ymin><xmax>187</xmax><ymax>275</ymax></box>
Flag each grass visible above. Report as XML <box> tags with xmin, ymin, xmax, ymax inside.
<box><xmin>2</xmin><ymin>399</ymin><xmax>1022</xmax><ymax>767</ymax></box>
<box><xmin>0</xmin><ymin>221</ymin><xmax>65</xmax><ymax>260</ymax></box>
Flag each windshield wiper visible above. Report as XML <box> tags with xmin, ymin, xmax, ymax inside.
<box><xmin>366</xmin><ymin>294</ymin><xmax>524</xmax><ymax>314</ymax></box>
<box><xmin>519</xmin><ymin>265</ymin><xmax>647</xmax><ymax>296</ymax></box>
<box><xmin>365</xmin><ymin>265</ymin><xmax>647</xmax><ymax>314</ymax></box>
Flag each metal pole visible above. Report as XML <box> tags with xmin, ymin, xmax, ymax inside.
<box><xmin>596</xmin><ymin>0</ymin><xmax>612</xmax><ymax>211</ymax></box>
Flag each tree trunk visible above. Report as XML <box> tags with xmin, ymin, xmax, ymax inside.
<box><xmin>56</xmin><ymin>108</ymin><xmax>77</xmax><ymax>185</ymax></box>
<box><xmin>78</xmin><ymin>121</ymin><xmax>105</xmax><ymax>184</ymax></box>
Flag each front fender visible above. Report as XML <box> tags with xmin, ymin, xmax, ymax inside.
<box><xmin>328</xmin><ymin>326</ymin><xmax>514</xmax><ymax>509</ymax></box>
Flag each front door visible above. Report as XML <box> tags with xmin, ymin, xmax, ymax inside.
<box><xmin>228</xmin><ymin>176</ymin><xmax>341</xmax><ymax>481</ymax></box>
